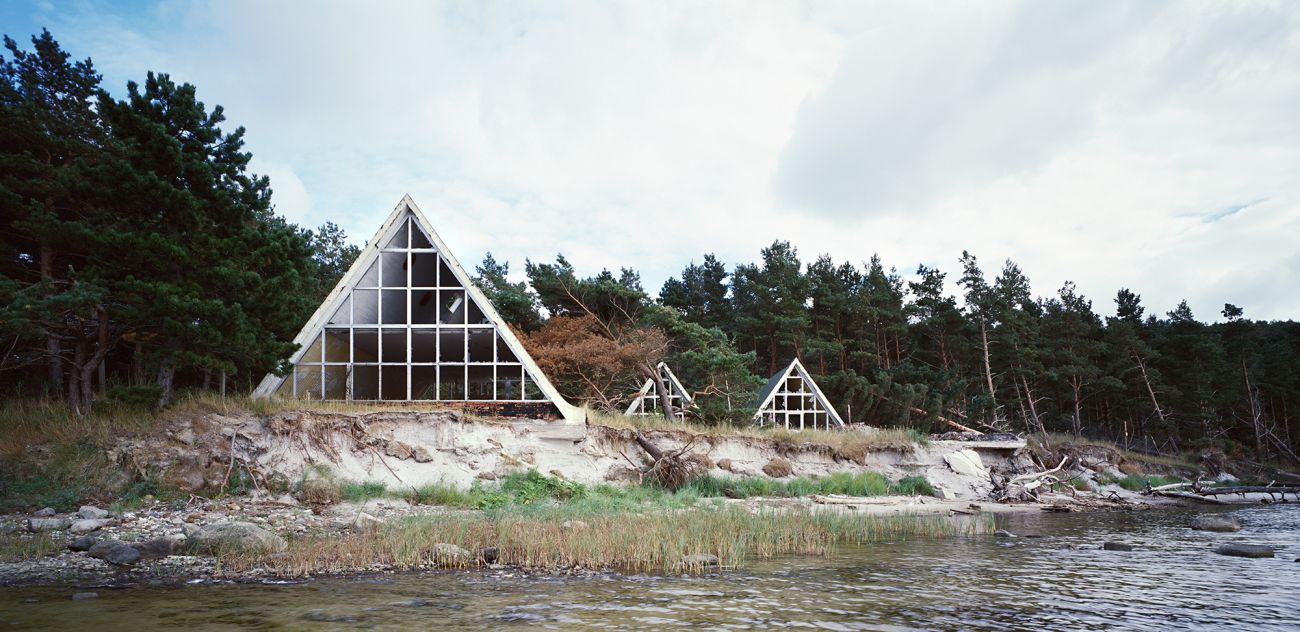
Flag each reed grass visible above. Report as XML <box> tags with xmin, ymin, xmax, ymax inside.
<box><xmin>218</xmin><ymin>505</ymin><xmax>992</xmax><ymax>576</ymax></box>
<box><xmin>0</xmin><ymin>532</ymin><xmax>59</xmax><ymax>562</ymax></box>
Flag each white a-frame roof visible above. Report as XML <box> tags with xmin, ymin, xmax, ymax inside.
<box><xmin>752</xmin><ymin>358</ymin><xmax>845</xmax><ymax>430</ymax></box>
<box><xmin>624</xmin><ymin>362</ymin><xmax>693</xmax><ymax>418</ymax></box>
<box><xmin>254</xmin><ymin>195</ymin><xmax>583</xmax><ymax>424</ymax></box>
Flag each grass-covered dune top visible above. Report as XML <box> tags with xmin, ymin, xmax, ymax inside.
<box><xmin>219</xmin><ymin>505</ymin><xmax>991</xmax><ymax>576</ymax></box>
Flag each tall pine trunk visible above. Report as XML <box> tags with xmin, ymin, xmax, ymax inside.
<box><xmin>156</xmin><ymin>361</ymin><xmax>176</xmax><ymax>410</ymax></box>
<box><xmin>979</xmin><ymin>317</ymin><xmax>997</xmax><ymax>422</ymax></box>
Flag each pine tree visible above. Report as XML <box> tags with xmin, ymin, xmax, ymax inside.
<box><xmin>1041</xmin><ymin>282</ymin><xmax>1103</xmax><ymax>436</ymax></box>
<box><xmin>475</xmin><ymin>252</ymin><xmax>542</xmax><ymax>331</ymax></box>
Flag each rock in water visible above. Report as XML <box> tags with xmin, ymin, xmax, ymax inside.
<box><xmin>189</xmin><ymin>521</ymin><xmax>286</xmax><ymax>553</ymax></box>
<box><xmin>994</xmin><ymin>529</ymin><xmax>1017</xmax><ymax>538</ymax></box>
<box><xmin>78</xmin><ymin>506</ymin><xmax>109</xmax><ymax>520</ymax></box>
<box><xmin>1216</xmin><ymin>544</ymin><xmax>1274</xmax><ymax>558</ymax></box>
<box><xmin>70</xmin><ymin>592</ymin><xmax>98</xmax><ymax>601</ymax></box>
<box><xmin>479</xmin><ymin>546</ymin><xmax>499</xmax><ymax>563</ymax></box>
<box><xmin>87</xmin><ymin>540</ymin><xmax>142</xmax><ymax>565</ymax></box>
<box><xmin>1191</xmin><ymin>515</ymin><xmax>1241</xmax><ymax>532</ymax></box>
<box><xmin>1102</xmin><ymin>542</ymin><xmax>1135</xmax><ymax>551</ymax></box>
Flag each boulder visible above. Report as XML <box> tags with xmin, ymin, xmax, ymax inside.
<box><xmin>78</xmin><ymin>506</ymin><xmax>109</xmax><ymax>520</ymax></box>
<box><xmin>478</xmin><ymin>546</ymin><xmax>499</xmax><ymax>563</ymax></box>
<box><xmin>476</xmin><ymin>471</ymin><xmax>497</xmax><ymax>481</ymax></box>
<box><xmin>70</xmin><ymin>519</ymin><xmax>114</xmax><ymax>534</ymax></box>
<box><xmin>68</xmin><ymin>535</ymin><xmax>98</xmax><ymax>552</ymax></box>
<box><xmin>762</xmin><ymin>458</ymin><xmax>793</xmax><ymax>478</ymax></box>
<box><xmin>1191</xmin><ymin>515</ymin><xmax>1241</xmax><ymax>532</ymax></box>
<box><xmin>1102</xmin><ymin>542</ymin><xmax>1135</xmax><ymax>551</ymax></box>
<box><xmin>1216</xmin><ymin>544</ymin><xmax>1274</xmax><ymax>559</ymax></box>
<box><xmin>430</xmin><ymin>543</ymin><xmax>470</xmax><ymax>564</ymax></box>
<box><xmin>994</xmin><ymin>529</ymin><xmax>1017</xmax><ymax>538</ymax></box>
<box><xmin>133</xmin><ymin>535</ymin><xmax>186</xmax><ymax>560</ymax></box>
<box><xmin>87</xmin><ymin>540</ymin><xmax>141</xmax><ymax>565</ymax></box>
<box><xmin>26</xmin><ymin>518</ymin><xmax>72</xmax><ymax>531</ymax></box>
<box><xmin>933</xmin><ymin>485</ymin><xmax>959</xmax><ymax>500</ymax></box>
<box><xmin>944</xmin><ymin>449</ymin><xmax>988</xmax><ymax>479</ymax></box>
<box><xmin>561</xmin><ymin>520</ymin><xmax>588</xmax><ymax>530</ymax></box>
<box><xmin>679</xmin><ymin>554</ymin><xmax>720</xmax><ymax>568</ymax></box>
<box><xmin>189</xmin><ymin>521</ymin><xmax>286</xmax><ymax>553</ymax></box>
<box><xmin>33</xmin><ymin>507</ymin><xmax>55</xmax><ymax>518</ymax></box>
<box><xmin>353</xmin><ymin>512</ymin><xmax>384</xmax><ymax>530</ymax></box>
<box><xmin>411</xmin><ymin>447</ymin><xmax>434</xmax><ymax>463</ymax></box>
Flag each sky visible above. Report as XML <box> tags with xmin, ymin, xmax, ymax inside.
<box><xmin>4</xmin><ymin>0</ymin><xmax>1299</xmax><ymax>321</ymax></box>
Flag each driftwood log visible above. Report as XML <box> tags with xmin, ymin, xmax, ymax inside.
<box><xmin>1143</xmin><ymin>480</ymin><xmax>1300</xmax><ymax>503</ymax></box>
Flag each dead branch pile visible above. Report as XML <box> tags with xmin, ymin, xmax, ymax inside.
<box><xmin>989</xmin><ymin>456</ymin><xmax>1073</xmax><ymax>503</ymax></box>
<box><xmin>626</xmin><ymin>431</ymin><xmax>709</xmax><ymax>491</ymax></box>
<box><xmin>1143</xmin><ymin>480</ymin><xmax>1300</xmax><ymax>503</ymax></box>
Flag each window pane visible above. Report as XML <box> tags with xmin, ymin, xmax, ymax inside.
<box><xmin>381</xmin><ymin>329</ymin><xmax>407</xmax><ymax>362</ymax></box>
<box><xmin>359</xmin><ymin>258</ymin><xmax>379</xmax><ymax>287</ymax></box>
<box><xmin>354</xmin><ymin>289</ymin><xmax>379</xmax><ymax>324</ymax></box>
<box><xmin>354</xmin><ymin>330</ymin><xmax>379</xmax><ymax>363</ymax></box>
<box><xmin>467</xmin><ymin>329</ymin><xmax>493</xmax><ymax>362</ymax></box>
<box><xmin>300</xmin><ymin>333</ymin><xmax>323</xmax><ymax>363</ymax></box>
<box><xmin>523</xmin><ymin>371</ymin><xmax>543</xmax><ymax>400</ymax></box>
<box><xmin>324</xmin><ymin>365</ymin><xmax>348</xmax><ymax>400</ymax></box>
<box><xmin>294</xmin><ymin>365</ymin><xmax>323</xmax><ymax>400</ymax></box>
<box><xmin>381</xmin><ymin>365</ymin><xmax>407</xmax><ymax>400</ymax></box>
<box><xmin>496</xmin><ymin>365</ymin><xmax>523</xmax><ymax>400</ymax></box>
<box><xmin>467</xmin><ymin>294</ymin><xmax>490</xmax><ymax>325</ymax></box>
<box><xmin>325</xmin><ymin>329</ymin><xmax>350</xmax><ymax>362</ymax></box>
<box><xmin>411</xmin><ymin>366</ymin><xmax>437</xmax><ymax>400</ymax></box>
<box><xmin>411</xmin><ymin>252</ymin><xmax>437</xmax><ymax>286</ymax></box>
<box><xmin>468</xmin><ymin>366</ymin><xmax>493</xmax><ymax>400</ymax></box>
<box><xmin>384</xmin><ymin>217</ymin><xmax>409</xmax><ymax>249</ymax></box>
<box><xmin>328</xmin><ymin>296</ymin><xmax>351</xmax><ymax>325</ymax></box>
<box><xmin>439</xmin><ymin>290</ymin><xmax>465</xmax><ymax>324</ymax></box>
<box><xmin>496</xmin><ymin>333</ymin><xmax>519</xmax><ymax>363</ymax></box>
<box><xmin>412</xmin><ymin>329</ymin><xmax>437</xmax><ymax>362</ymax></box>
<box><xmin>382</xmin><ymin>252</ymin><xmax>407</xmax><ymax>287</ymax></box>
<box><xmin>411</xmin><ymin>289</ymin><xmax>437</xmax><ymax>324</ymax></box>
<box><xmin>439</xmin><ymin>328</ymin><xmax>464</xmax><ymax>362</ymax></box>
<box><xmin>354</xmin><ymin>366</ymin><xmax>378</xmax><ymax>400</ymax></box>
<box><xmin>438</xmin><ymin>257</ymin><xmax>461</xmax><ymax>288</ymax></box>
<box><xmin>440</xmin><ymin>365</ymin><xmax>465</xmax><ymax>400</ymax></box>
<box><xmin>411</xmin><ymin>221</ymin><xmax>433</xmax><ymax>249</ymax></box>
<box><xmin>381</xmin><ymin>290</ymin><xmax>406</xmax><ymax>324</ymax></box>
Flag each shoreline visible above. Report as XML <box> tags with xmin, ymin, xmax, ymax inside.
<box><xmin>1</xmin><ymin>488</ymin><xmax>1280</xmax><ymax>590</ymax></box>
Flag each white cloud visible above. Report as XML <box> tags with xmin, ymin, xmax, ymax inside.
<box><xmin>19</xmin><ymin>0</ymin><xmax>1300</xmax><ymax>320</ymax></box>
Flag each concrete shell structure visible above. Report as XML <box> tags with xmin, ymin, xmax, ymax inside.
<box><xmin>253</xmin><ymin>196</ymin><xmax>583</xmax><ymax>423</ymax></box>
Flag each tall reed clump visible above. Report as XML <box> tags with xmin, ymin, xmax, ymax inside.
<box><xmin>217</xmin><ymin>506</ymin><xmax>992</xmax><ymax>577</ymax></box>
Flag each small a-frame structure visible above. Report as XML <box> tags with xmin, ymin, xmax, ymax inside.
<box><xmin>624</xmin><ymin>362</ymin><xmax>692</xmax><ymax>420</ymax></box>
<box><xmin>752</xmin><ymin>358</ymin><xmax>844</xmax><ymax>430</ymax></box>
<box><xmin>254</xmin><ymin>195</ymin><xmax>582</xmax><ymax>424</ymax></box>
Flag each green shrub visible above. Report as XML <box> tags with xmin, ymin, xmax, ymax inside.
<box><xmin>341</xmin><ymin>480</ymin><xmax>388</xmax><ymax>502</ymax></box>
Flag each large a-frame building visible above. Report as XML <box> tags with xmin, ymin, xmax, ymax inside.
<box><xmin>752</xmin><ymin>358</ymin><xmax>844</xmax><ymax>430</ymax></box>
<box><xmin>254</xmin><ymin>196</ymin><xmax>582</xmax><ymax>423</ymax></box>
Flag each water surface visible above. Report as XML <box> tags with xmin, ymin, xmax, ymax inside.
<box><xmin>2</xmin><ymin>504</ymin><xmax>1296</xmax><ymax>630</ymax></box>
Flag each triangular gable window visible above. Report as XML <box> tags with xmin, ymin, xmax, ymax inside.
<box><xmin>624</xmin><ymin>362</ymin><xmax>693</xmax><ymax>420</ymax></box>
<box><xmin>255</xmin><ymin>197</ymin><xmax>581</xmax><ymax>422</ymax></box>
<box><xmin>753</xmin><ymin>358</ymin><xmax>844</xmax><ymax>430</ymax></box>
